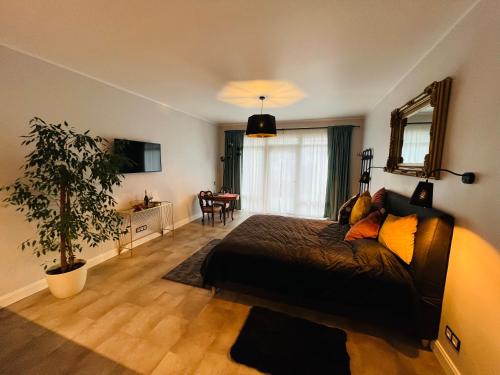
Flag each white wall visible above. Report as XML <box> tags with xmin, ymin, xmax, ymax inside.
<box><xmin>217</xmin><ymin>117</ymin><xmax>365</xmax><ymax>197</ymax></box>
<box><xmin>0</xmin><ymin>46</ymin><xmax>217</xmax><ymax>298</ymax></box>
<box><xmin>362</xmin><ymin>1</ymin><xmax>499</xmax><ymax>374</ymax></box>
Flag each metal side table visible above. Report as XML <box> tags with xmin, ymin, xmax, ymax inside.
<box><xmin>118</xmin><ymin>201</ymin><xmax>174</xmax><ymax>255</ymax></box>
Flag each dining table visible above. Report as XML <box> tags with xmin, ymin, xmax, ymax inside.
<box><xmin>213</xmin><ymin>193</ymin><xmax>239</xmax><ymax>225</ymax></box>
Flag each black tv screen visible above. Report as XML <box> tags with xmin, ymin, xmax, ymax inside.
<box><xmin>113</xmin><ymin>139</ymin><xmax>162</xmax><ymax>173</ymax></box>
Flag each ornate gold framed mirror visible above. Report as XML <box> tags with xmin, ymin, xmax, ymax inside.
<box><xmin>385</xmin><ymin>77</ymin><xmax>452</xmax><ymax>179</ymax></box>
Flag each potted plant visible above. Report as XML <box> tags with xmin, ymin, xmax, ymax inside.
<box><xmin>1</xmin><ymin>118</ymin><xmax>124</xmax><ymax>298</ymax></box>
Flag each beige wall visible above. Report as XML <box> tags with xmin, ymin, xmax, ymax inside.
<box><xmin>0</xmin><ymin>46</ymin><xmax>218</xmax><ymax>297</ymax></box>
<box><xmin>217</xmin><ymin>117</ymin><xmax>365</xmax><ymax>197</ymax></box>
<box><xmin>362</xmin><ymin>1</ymin><xmax>499</xmax><ymax>374</ymax></box>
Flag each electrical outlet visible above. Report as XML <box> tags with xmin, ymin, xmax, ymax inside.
<box><xmin>445</xmin><ymin>325</ymin><xmax>461</xmax><ymax>352</ymax></box>
<box><xmin>135</xmin><ymin>225</ymin><xmax>148</xmax><ymax>233</ymax></box>
<box><xmin>445</xmin><ymin>326</ymin><xmax>452</xmax><ymax>340</ymax></box>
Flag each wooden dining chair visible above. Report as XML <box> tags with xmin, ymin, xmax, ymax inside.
<box><xmin>218</xmin><ymin>186</ymin><xmax>235</xmax><ymax>220</ymax></box>
<box><xmin>198</xmin><ymin>191</ymin><xmax>222</xmax><ymax>226</ymax></box>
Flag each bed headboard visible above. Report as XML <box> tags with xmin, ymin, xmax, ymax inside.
<box><xmin>385</xmin><ymin>190</ymin><xmax>454</xmax><ymax>338</ymax></box>
<box><xmin>385</xmin><ymin>190</ymin><xmax>454</xmax><ymax>223</ymax></box>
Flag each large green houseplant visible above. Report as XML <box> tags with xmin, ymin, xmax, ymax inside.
<box><xmin>2</xmin><ymin>118</ymin><xmax>124</xmax><ymax>298</ymax></box>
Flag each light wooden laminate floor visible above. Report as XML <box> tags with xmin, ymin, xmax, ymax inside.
<box><xmin>0</xmin><ymin>212</ymin><xmax>444</xmax><ymax>374</ymax></box>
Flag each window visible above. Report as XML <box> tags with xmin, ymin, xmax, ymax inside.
<box><xmin>241</xmin><ymin>128</ymin><xmax>328</xmax><ymax>218</ymax></box>
<box><xmin>401</xmin><ymin>123</ymin><xmax>431</xmax><ymax>164</ymax></box>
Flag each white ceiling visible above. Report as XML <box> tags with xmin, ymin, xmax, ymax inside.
<box><xmin>0</xmin><ymin>0</ymin><xmax>476</xmax><ymax>123</ymax></box>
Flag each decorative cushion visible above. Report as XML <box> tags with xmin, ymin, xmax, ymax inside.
<box><xmin>349</xmin><ymin>191</ymin><xmax>372</xmax><ymax>225</ymax></box>
<box><xmin>337</xmin><ymin>194</ymin><xmax>359</xmax><ymax>225</ymax></box>
<box><xmin>371</xmin><ymin>187</ymin><xmax>386</xmax><ymax>209</ymax></box>
<box><xmin>378</xmin><ymin>214</ymin><xmax>418</xmax><ymax>265</ymax></box>
<box><xmin>344</xmin><ymin>210</ymin><xmax>383</xmax><ymax>241</ymax></box>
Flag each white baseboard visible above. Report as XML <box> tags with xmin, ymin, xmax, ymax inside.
<box><xmin>0</xmin><ymin>279</ymin><xmax>48</xmax><ymax>308</ymax></box>
<box><xmin>0</xmin><ymin>213</ymin><xmax>201</xmax><ymax>308</ymax></box>
<box><xmin>175</xmin><ymin>213</ymin><xmax>201</xmax><ymax>229</ymax></box>
<box><xmin>85</xmin><ymin>246</ymin><xmax>122</xmax><ymax>269</ymax></box>
<box><xmin>432</xmin><ymin>340</ymin><xmax>461</xmax><ymax>375</ymax></box>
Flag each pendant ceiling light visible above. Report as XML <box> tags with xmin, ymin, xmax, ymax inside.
<box><xmin>246</xmin><ymin>96</ymin><xmax>277</xmax><ymax>138</ymax></box>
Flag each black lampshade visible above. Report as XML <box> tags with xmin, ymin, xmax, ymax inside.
<box><xmin>410</xmin><ymin>181</ymin><xmax>434</xmax><ymax>207</ymax></box>
<box><xmin>246</xmin><ymin>114</ymin><xmax>277</xmax><ymax>138</ymax></box>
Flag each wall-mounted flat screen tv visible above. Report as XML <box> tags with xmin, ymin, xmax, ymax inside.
<box><xmin>113</xmin><ymin>139</ymin><xmax>162</xmax><ymax>173</ymax></box>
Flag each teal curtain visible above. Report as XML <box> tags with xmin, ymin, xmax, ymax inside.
<box><xmin>324</xmin><ymin>126</ymin><xmax>353</xmax><ymax>219</ymax></box>
<box><xmin>223</xmin><ymin>130</ymin><xmax>244</xmax><ymax>209</ymax></box>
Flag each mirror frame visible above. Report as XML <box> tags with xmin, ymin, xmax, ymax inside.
<box><xmin>385</xmin><ymin>77</ymin><xmax>452</xmax><ymax>179</ymax></box>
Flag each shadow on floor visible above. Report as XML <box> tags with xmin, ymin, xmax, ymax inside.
<box><xmin>0</xmin><ymin>308</ymin><xmax>138</xmax><ymax>374</ymax></box>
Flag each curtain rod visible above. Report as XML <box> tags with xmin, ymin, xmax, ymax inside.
<box><xmin>226</xmin><ymin>125</ymin><xmax>360</xmax><ymax>132</ymax></box>
<box><xmin>276</xmin><ymin>125</ymin><xmax>360</xmax><ymax>131</ymax></box>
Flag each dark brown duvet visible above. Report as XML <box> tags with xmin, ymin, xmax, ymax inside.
<box><xmin>201</xmin><ymin>215</ymin><xmax>416</xmax><ymax>309</ymax></box>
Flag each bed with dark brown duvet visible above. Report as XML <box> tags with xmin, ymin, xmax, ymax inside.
<box><xmin>201</xmin><ymin>191</ymin><xmax>454</xmax><ymax>340</ymax></box>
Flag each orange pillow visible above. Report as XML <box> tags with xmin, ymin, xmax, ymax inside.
<box><xmin>345</xmin><ymin>210</ymin><xmax>383</xmax><ymax>241</ymax></box>
<box><xmin>349</xmin><ymin>191</ymin><xmax>372</xmax><ymax>225</ymax></box>
<box><xmin>378</xmin><ymin>214</ymin><xmax>418</xmax><ymax>264</ymax></box>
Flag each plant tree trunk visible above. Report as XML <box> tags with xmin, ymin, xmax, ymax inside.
<box><xmin>60</xmin><ymin>184</ymin><xmax>68</xmax><ymax>272</ymax></box>
<box><xmin>66</xmin><ymin>187</ymin><xmax>74</xmax><ymax>268</ymax></box>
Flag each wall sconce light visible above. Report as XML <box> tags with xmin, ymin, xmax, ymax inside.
<box><xmin>359</xmin><ymin>171</ymin><xmax>371</xmax><ymax>184</ymax></box>
<box><xmin>410</xmin><ymin>169</ymin><xmax>476</xmax><ymax>208</ymax></box>
<box><xmin>359</xmin><ymin>166</ymin><xmax>385</xmax><ymax>184</ymax></box>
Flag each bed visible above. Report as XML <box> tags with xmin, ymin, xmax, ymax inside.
<box><xmin>201</xmin><ymin>190</ymin><xmax>454</xmax><ymax>340</ymax></box>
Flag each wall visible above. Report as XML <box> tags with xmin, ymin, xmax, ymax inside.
<box><xmin>217</xmin><ymin>117</ymin><xmax>365</xmax><ymax>197</ymax></box>
<box><xmin>362</xmin><ymin>1</ymin><xmax>499</xmax><ymax>374</ymax></box>
<box><xmin>0</xmin><ymin>46</ymin><xmax>218</xmax><ymax>299</ymax></box>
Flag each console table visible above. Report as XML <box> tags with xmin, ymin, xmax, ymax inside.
<box><xmin>118</xmin><ymin>201</ymin><xmax>174</xmax><ymax>254</ymax></box>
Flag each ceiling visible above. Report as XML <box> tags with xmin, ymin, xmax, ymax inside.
<box><xmin>0</xmin><ymin>0</ymin><xmax>476</xmax><ymax>123</ymax></box>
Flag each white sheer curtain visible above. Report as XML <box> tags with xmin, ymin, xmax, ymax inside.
<box><xmin>241</xmin><ymin>128</ymin><xmax>328</xmax><ymax>218</ymax></box>
<box><xmin>401</xmin><ymin>124</ymin><xmax>431</xmax><ymax>164</ymax></box>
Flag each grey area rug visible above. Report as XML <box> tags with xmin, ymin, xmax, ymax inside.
<box><xmin>162</xmin><ymin>239</ymin><xmax>221</xmax><ymax>289</ymax></box>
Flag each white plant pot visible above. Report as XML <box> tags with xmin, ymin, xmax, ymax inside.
<box><xmin>45</xmin><ymin>259</ymin><xmax>87</xmax><ymax>298</ymax></box>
